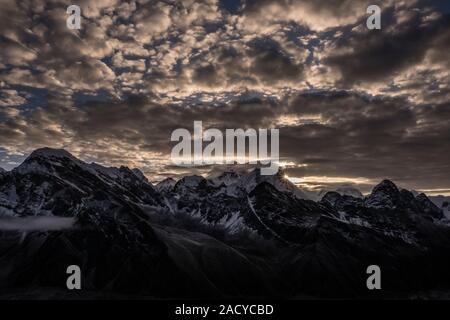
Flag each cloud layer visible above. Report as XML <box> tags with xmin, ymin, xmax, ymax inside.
<box><xmin>0</xmin><ymin>0</ymin><xmax>449</xmax><ymax>193</ymax></box>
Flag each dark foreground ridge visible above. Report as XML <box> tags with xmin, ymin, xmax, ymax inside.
<box><xmin>1</xmin><ymin>148</ymin><xmax>450</xmax><ymax>299</ymax></box>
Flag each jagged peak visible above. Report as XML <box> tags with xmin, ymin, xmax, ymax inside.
<box><xmin>16</xmin><ymin>147</ymin><xmax>84</xmax><ymax>174</ymax></box>
<box><xmin>371</xmin><ymin>179</ymin><xmax>400</xmax><ymax>195</ymax></box>
<box><xmin>415</xmin><ymin>193</ymin><xmax>437</xmax><ymax>207</ymax></box>
<box><xmin>0</xmin><ymin>167</ymin><xmax>5</xmax><ymax>173</ymax></box>
<box><xmin>18</xmin><ymin>148</ymin><xmax>150</xmax><ymax>184</ymax></box>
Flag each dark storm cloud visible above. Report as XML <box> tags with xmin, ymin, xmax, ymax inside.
<box><xmin>324</xmin><ymin>4</ymin><xmax>450</xmax><ymax>84</ymax></box>
<box><xmin>0</xmin><ymin>91</ymin><xmax>280</xmax><ymax>172</ymax></box>
<box><xmin>280</xmin><ymin>92</ymin><xmax>450</xmax><ymax>190</ymax></box>
<box><xmin>2</xmin><ymin>88</ymin><xmax>449</xmax><ymax>191</ymax></box>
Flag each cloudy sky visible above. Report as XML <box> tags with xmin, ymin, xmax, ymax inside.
<box><xmin>0</xmin><ymin>0</ymin><xmax>449</xmax><ymax>194</ymax></box>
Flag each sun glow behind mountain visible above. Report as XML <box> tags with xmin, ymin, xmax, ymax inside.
<box><xmin>285</xmin><ymin>175</ymin><xmax>376</xmax><ymax>192</ymax></box>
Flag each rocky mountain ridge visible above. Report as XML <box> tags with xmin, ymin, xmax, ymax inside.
<box><xmin>1</xmin><ymin>148</ymin><xmax>450</xmax><ymax>299</ymax></box>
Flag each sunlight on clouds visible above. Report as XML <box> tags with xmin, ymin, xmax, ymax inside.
<box><xmin>276</xmin><ymin>115</ymin><xmax>325</xmax><ymax>127</ymax></box>
<box><xmin>420</xmin><ymin>189</ymin><xmax>450</xmax><ymax>196</ymax></box>
<box><xmin>288</xmin><ymin>176</ymin><xmax>376</xmax><ymax>186</ymax></box>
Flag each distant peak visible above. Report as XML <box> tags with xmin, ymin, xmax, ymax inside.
<box><xmin>159</xmin><ymin>177</ymin><xmax>176</xmax><ymax>183</ymax></box>
<box><xmin>322</xmin><ymin>191</ymin><xmax>342</xmax><ymax>201</ymax></box>
<box><xmin>156</xmin><ymin>177</ymin><xmax>177</xmax><ymax>191</ymax></box>
<box><xmin>415</xmin><ymin>193</ymin><xmax>431</xmax><ymax>203</ymax></box>
<box><xmin>320</xmin><ymin>191</ymin><xmax>342</xmax><ymax>206</ymax></box>
<box><xmin>415</xmin><ymin>193</ymin><xmax>443</xmax><ymax>219</ymax></box>
<box><xmin>15</xmin><ymin>148</ymin><xmax>83</xmax><ymax>175</ymax></box>
<box><xmin>157</xmin><ymin>177</ymin><xmax>177</xmax><ymax>187</ymax></box>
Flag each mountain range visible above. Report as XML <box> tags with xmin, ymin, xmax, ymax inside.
<box><xmin>1</xmin><ymin>148</ymin><xmax>450</xmax><ymax>299</ymax></box>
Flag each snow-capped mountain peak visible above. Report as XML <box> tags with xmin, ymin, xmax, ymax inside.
<box><xmin>15</xmin><ymin>147</ymin><xmax>86</xmax><ymax>175</ymax></box>
<box><xmin>27</xmin><ymin>147</ymin><xmax>75</xmax><ymax>160</ymax></box>
<box><xmin>364</xmin><ymin>179</ymin><xmax>401</xmax><ymax>209</ymax></box>
<box><xmin>237</xmin><ymin>168</ymin><xmax>310</xmax><ymax>200</ymax></box>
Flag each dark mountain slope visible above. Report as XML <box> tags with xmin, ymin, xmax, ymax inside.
<box><xmin>1</xmin><ymin>148</ymin><xmax>450</xmax><ymax>299</ymax></box>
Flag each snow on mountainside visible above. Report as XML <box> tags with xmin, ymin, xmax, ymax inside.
<box><xmin>15</xmin><ymin>148</ymin><xmax>85</xmax><ymax>175</ymax></box>
<box><xmin>361</xmin><ymin>180</ymin><xmax>443</xmax><ymax>219</ymax></box>
<box><xmin>234</xmin><ymin>168</ymin><xmax>310</xmax><ymax>200</ymax></box>
<box><xmin>364</xmin><ymin>179</ymin><xmax>401</xmax><ymax>209</ymax></box>
<box><xmin>0</xmin><ymin>147</ymin><xmax>162</xmax><ymax>217</ymax></box>
<box><xmin>2</xmin><ymin>148</ymin><xmax>450</xmax><ymax>299</ymax></box>
<box><xmin>0</xmin><ymin>149</ymin><xmax>276</xmax><ymax>298</ymax></box>
<box><xmin>162</xmin><ymin>167</ymin><xmax>311</xmax><ymax>200</ymax></box>
<box><xmin>320</xmin><ymin>180</ymin><xmax>444</xmax><ymax>231</ymax></box>
<box><xmin>25</xmin><ymin>148</ymin><xmax>74</xmax><ymax>159</ymax></box>
<box><xmin>17</xmin><ymin>147</ymin><xmax>149</xmax><ymax>185</ymax></box>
